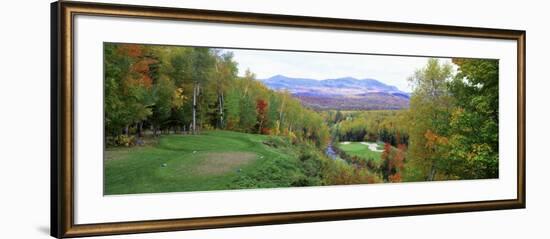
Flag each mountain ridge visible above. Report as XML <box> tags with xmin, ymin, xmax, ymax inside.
<box><xmin>260</xmin><ymin>74</ymin><xmax>410</xmax><ymax>110</ymax></box>
<box><xmin>261</xmin><ymin>74</ymin><xmax>406</xmax><ymax>94</ymax></box>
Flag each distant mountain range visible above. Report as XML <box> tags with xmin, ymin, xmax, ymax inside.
<box><xmin>260</xmin><ymin>75</ymin><xmax>410</xmax><ymax>110</ymax></box>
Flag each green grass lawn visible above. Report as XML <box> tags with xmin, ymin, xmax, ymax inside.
<box><xmin>337</xmin><ymin>142</ymin><xmax>383</xmax><ymax>163</ymax></box>
<box><xmin>105</xmin><ymin>130</ymin><xmax>310</xmax><ymax>195</ymax></box>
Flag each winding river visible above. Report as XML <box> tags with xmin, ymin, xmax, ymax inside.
<box><xmin>325</xmin><ymin>142</ymin><xmax>339</xmax><ymax>160</ymax></box>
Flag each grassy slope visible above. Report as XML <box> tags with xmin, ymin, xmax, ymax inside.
<box><xmin>337</xmin><ymin>142</ymin><xmax>383</xmax><ymax>162</ymax></box>
<box><xmin>105</xmin><ymin>130</ymin><xmax>305</xmax><ymax>195</ymax></box>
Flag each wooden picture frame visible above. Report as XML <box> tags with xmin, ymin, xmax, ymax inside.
<box><xmin>51</xmin><ymin>1</ymin><xmax>525</xmax><ymax>238</ymax></box>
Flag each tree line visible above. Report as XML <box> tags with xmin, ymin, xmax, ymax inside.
<box><xmin>329</xmin><ymin>110</ymin><xmax>409</xmax><ymax>147</ymax></box>
<box><xmin>104</xmin><ymin>43</ymin><xmax>329</xmax><ymax>148</ymax></box>
<box><xmin>404</xmin><ymin>58</ymin><xmax>499</xmax><ymax>180</ymax></box>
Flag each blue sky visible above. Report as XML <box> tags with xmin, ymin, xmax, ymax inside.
<box><xmin>218</xmin><ymin>48</ymin><xmax>453</xmax><ymax>93</ymax></box>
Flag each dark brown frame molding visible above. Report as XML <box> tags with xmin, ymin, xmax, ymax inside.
<box><xmin>51</xmin><ymin>1</ymin><xmax>526</xmax><ymax>238</ymax></box>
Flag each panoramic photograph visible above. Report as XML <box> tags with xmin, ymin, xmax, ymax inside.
<box><xmin>103</xmin><ymin>43</ymin><xmax>499</xmax><ymax>195</ymax></box>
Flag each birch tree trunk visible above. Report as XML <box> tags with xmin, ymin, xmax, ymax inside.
<box><xmin>278</xmin><ymin>96</ymin><xmax>285</xmax><ymax>133</ymax></box>
<box><xmin>197</xmin><ymin>84</ymin><xmax>201</xmax><ymax>134</ymax></box>
<box><xmin>135</xmin><ymin>122</ymin><xmax>143</xmax><ymax>138</ymax></box>
<box><xmin>427</xmin><ymin>164</ymin><xmax>437</xmax><ymax>181</ymax></box>
<box><xmin>258</xmin><ymin>118</ymin><xmax>263</xmax><ymax>135</ymax></box>
<box><xmin>192</xmin><ymin>83</ymin><xmax>197</xmax><ymax>134</ymax></box>
<box><xmin>218</xmin><ymin>91</ymin><xmax>224</xmax><ymax>129</ymax></box>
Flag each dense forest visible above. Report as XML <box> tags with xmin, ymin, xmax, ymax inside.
<box><xmin>104</xmin><ymin>43</ymin><xmax>498</xmax><ymax>194</ymax></box>
<box><xmin>105</xmin><ymin>43</ymin><xmax>330</xmax><ymax>147</ymax></box>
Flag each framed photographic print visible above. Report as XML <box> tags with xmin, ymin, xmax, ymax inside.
<box><xmin>51</xmin><ymin>1</ymin><xmax>526</xmax><ymax>238</ymax></box>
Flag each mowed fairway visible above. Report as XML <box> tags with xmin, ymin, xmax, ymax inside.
<box><xmin>105</xmin><ymin>131</ymin><xmax>299</xmax><ymax>195</ymax></box>
<box><xmin>337</xmin><ymin>142</ymin><xmax>383</xmax><ymax>162</ymax></box>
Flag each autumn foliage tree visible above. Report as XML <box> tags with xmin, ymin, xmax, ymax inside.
<box><xmin>256</xmin><ymin>99</ymin><xmax>269</xmax><ymax>134</ymax></box>
<box><xmin>405</xmin><ymin>59</ymin><xmax>454</xmax><ymax>181</ymax></box>
<box><xmin>379</xmin><ymin>143</ymin><xmax>406</xmax><ymax>182</ymax></box>
<box><xmin>389</xmin><ymin>144</ymin><xmax>406</xmax><ymax>182</ymax></box>
<box><xmin>104</xmin><ymin>44</ymin><xmax>154</xmax><ymax>138</ymax></box>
